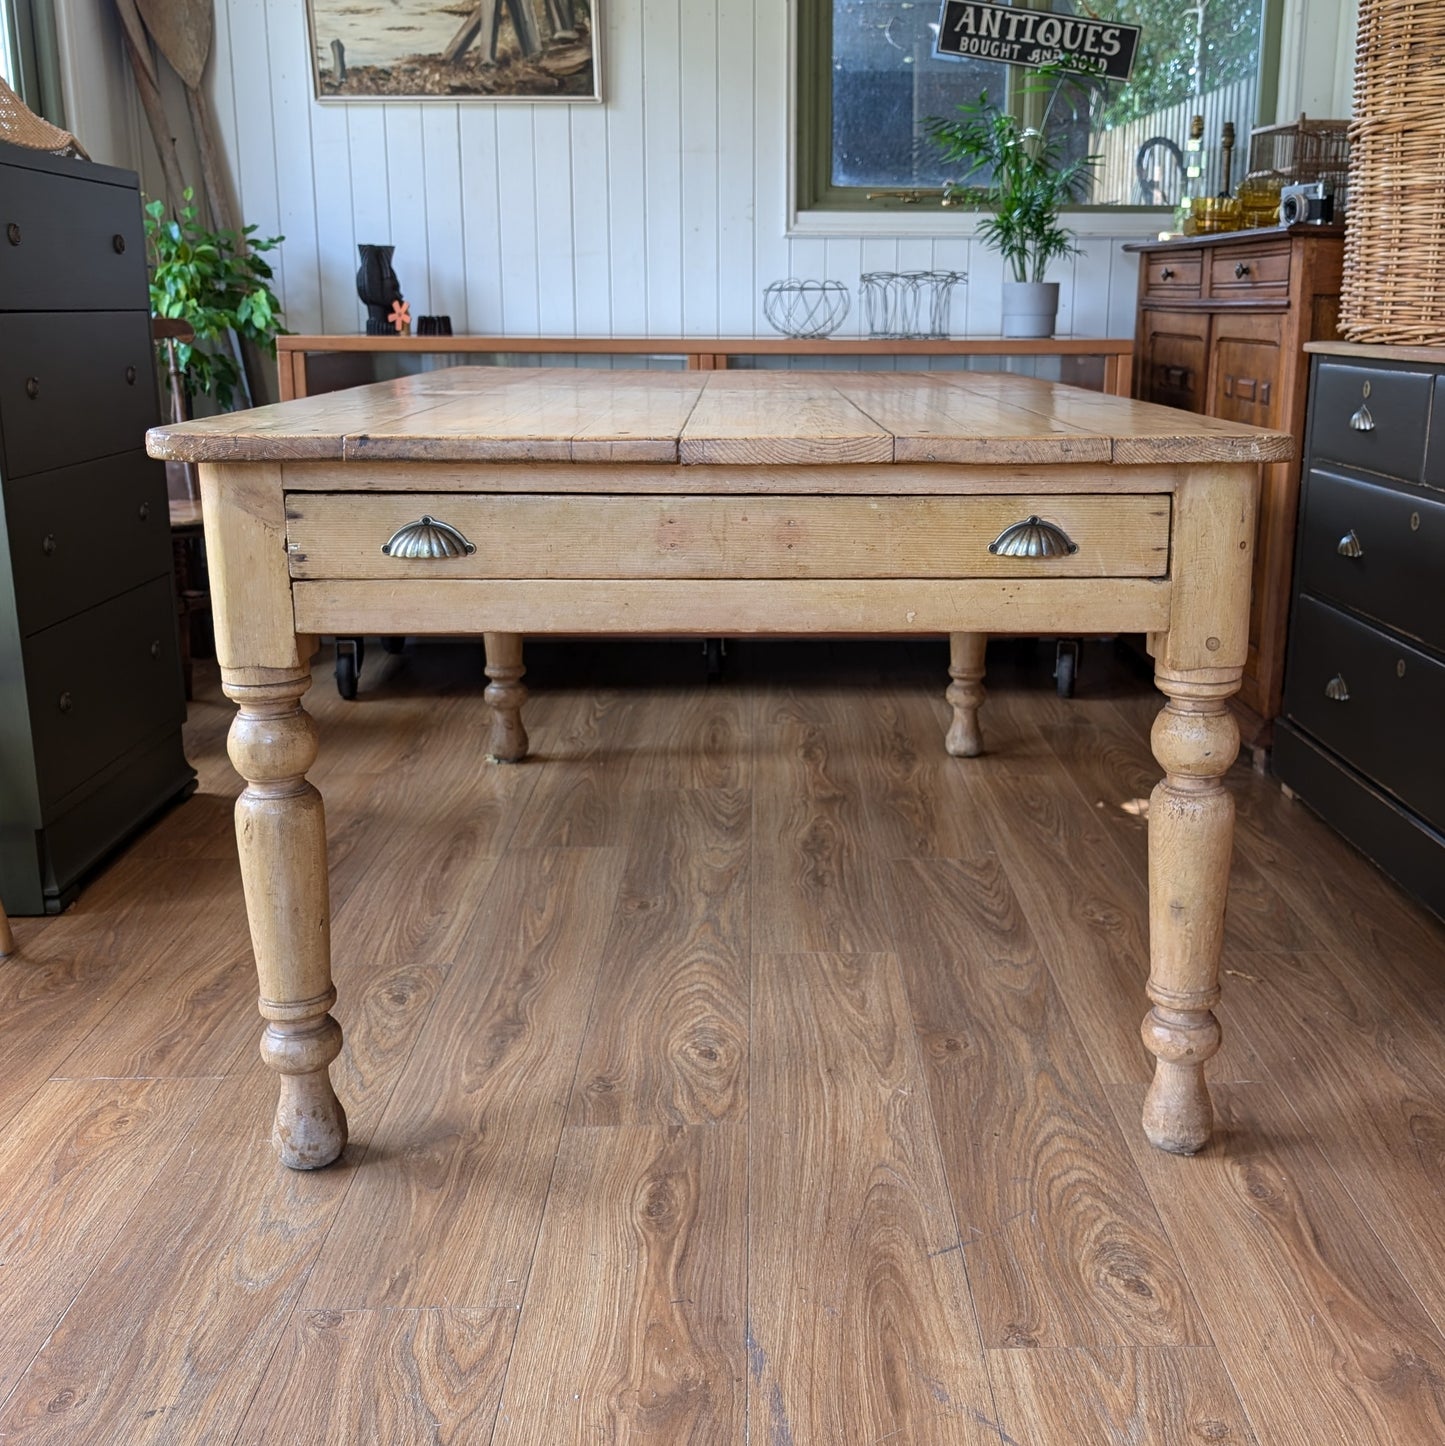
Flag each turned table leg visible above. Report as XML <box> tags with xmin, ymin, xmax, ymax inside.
<box><xmin>1140</xmin><ymin>676</ymin><xmax>1239</xmax><ymax>1154</ymax></box>
<box><xmin>483</xmin><ymin>632</ymin><xmax>529</xmax><ymax>762</ymax></box>
<box><xmin>226</xmin><ymin>669</ymin><xmax>347</xmax><ymax>1169</ymax></box>
<box><xmin>945</xmin><ymin>631</ymin><xmax>987</xmax><ymax>757</ymax></box>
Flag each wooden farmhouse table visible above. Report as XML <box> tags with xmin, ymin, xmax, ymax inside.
<box><xmin>147</xmin><ymin>366</ymin><xmax>1291</xmax><ymax>1170</ymax></box>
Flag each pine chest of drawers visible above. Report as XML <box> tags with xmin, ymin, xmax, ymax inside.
<box><xmin>1274</xmin><ymin>343</ymin><xmax>1445</xmax><ymax>918</ymax></box>
<box><xmin>0</xmin><ymin>141</ymin><xmax>194</xmax><ymax>913</ymax></box>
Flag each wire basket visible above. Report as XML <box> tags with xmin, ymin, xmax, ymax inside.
<box><xmin>1248</xmin><ymin>113</ymin><xmax>1350</xmax><ymax>212</ymax></box>
<box><xmin>1340</xmin><ymin>0</ymin><xmax>1445</xmax><ymax>343</ymax></box>
<box><xmin>762</xmin><ymin>279</ymin><xmax>851</xmax><ymax>338</ymax></box>
<box><xmin>859</xmin><ymin>271</ymin><xmax>966</xmax><ymax>340</ymax></box>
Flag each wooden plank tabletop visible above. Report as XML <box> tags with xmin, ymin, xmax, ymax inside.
<box><xmin>147</xmin><ymin>367</ymin><xmax>1294</xmax><ymax>467</ymax></box>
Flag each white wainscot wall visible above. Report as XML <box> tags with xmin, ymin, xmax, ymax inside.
<box><xmin>126</xmin><ymin>0</ymin><xmax>1156</xmax><ymax>344</ymax></box>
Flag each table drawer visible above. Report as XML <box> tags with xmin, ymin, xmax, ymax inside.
<box><xmin>1297</xmin><ymin>467</ymin><xmax>1445</xmax><ymax>651</ymax></box>
<box><xmin>23</xmin><ymin>574</ymin><xmax>185</xmax><ymax>809</ymax></box>
<box><xmin>0</xmin><ymin>161</ymin><xmax>148</xmax><ymax>312</ymax></box>
<box><xmin>1208</xmin><ymin>244</ymin><xmax>1290</xmax><ymax>298</ymax></box>
<box><xmin>1283</xmin><ymin>594</ymin><xmax>1445</xmax><ymax>833</ymax></box>
<box><xmin>0</xmin><ymin>312</ymin><xmax>158</xmax><ymax>478</ymax></box>
<box><xmin>1310</xmin><ymin>362</ymin><xmax>1433</xmax><ymax>481</ymax></box>
<box><xmin>285</xmin><ymin>493</ymin><xmax>1172</xmax><ymax>581</ymax></box>
<box><xmin>1142</xmin><ymin>251</ymin><xmax>1203</xmax><ymax>298</ymax></box>
<box><xmin>5</xmin><ymin>450</ymin><xmax>172</xmax><ymax>636</ymax></box>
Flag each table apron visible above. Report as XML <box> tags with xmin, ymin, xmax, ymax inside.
<box><xmin>290</xmin><ymin>576</ymin><xmax>1172</xmax><ymax>637</ymax></box>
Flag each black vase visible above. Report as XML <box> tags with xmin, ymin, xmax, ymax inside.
<box><xmin>356</xmin><ymin>243</ymin><xmax>401</xmax><ymax>335</ymax></box>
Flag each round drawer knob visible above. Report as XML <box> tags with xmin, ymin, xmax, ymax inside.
<box><xmin>5</xmin><ymin>222</ymin><xmax>20</xmax><ymax>246</ymax></box>
<box><xmin>1234</xmin><ymin>261</ymin><xmax>1251</xmax><ymax>278</ymax></box>
<box><xmin>24</xmin><ymin>376</ymin><xmax>39</xmax><ymax>401</ymax></box>
<box><xmin>41</xmin><ymin>533</ymin><xmax>57</xmax><ymax>555</ymax></box>
<box><xmin>112</xmin><ymin>233</ymin><xmax>127</xmax><ymax>254</ymax></box>
<box><xmin>58</xmin><ymin>691</ymin><xmax>73</xmax><ymax>714</ymax></box>
<box><xmin>125</xmin><ymin>364</ymin><xmax>138</xmax><ymax>385</ymax></box>
<box><xmin>150</xmin><ymin>639</ymin><xmax>162</xmax><ymax>659</ymax></box>
<box><xmin>138</xmin><ymin>500</ymin><xmax>151</xmax><ymax>521</ymax></box>
<box><xmin>1160</xmin><ymin>266</ymin><xmax>1174</xmax><ymax>280</ymax></box>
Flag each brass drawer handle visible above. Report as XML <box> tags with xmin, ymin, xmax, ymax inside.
<box><xmin>1325</xmin><ymin>674</ymin><xmax>1349</xmax><ymax>702</ymax></box>
<box><xmin>5</xmin><ymin>222</ymin><xmax>19</xmax><ymax>246</ymax></box>
<box><xmin>1336</xmin><ymin>529</ymin><xmax>1363</xmax><ymax>557</ymax></box>
<box><xmin>42</xmin><ymin>533</ymin><xmax>57</xmax><ymax>555</ymax></box>
<box><xmin>57</xmin><ymin>691</ymin><xmax>73</xmax><ymax>714</ymax></box>
<box><xmin>1349</xmin><ymin>403</ymin><xmax>1375</xmax><ymax>432</ymax></box>
<box><xmin>24</xmin><ymin>376</ymin><xmax>39</xmax><ymax>401</ymax></box>
<box><xmin>1234</xmin><ymin>261</ymin><xmax>1251</xmax><ymax>278</ymax></box>
<box><xmin>381</xmin><ymin>515</ymin><xmax>476</xmax><ymax>559</ymax></box>
<box><xmin>988</xmin><ymin>515</ymin><xmax>1078</xmax><ymax>558</ymax></box>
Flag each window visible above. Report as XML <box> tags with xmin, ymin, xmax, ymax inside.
<box><xmin>797</xmin><ymin>0</ymin><xmax>1277</xmax><ymax>214</ymax></box>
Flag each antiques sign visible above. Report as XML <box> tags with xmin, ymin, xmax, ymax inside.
<box><xmin>935</xmin><ymin>2</ymin><xmax>1141</xmax><ymax>82</ymax></box>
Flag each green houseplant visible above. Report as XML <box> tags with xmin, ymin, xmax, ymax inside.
<box><xmin>925</xmin><ymin>75</ymin><xmax>1100</xmax><ymax>337</ymax></box>
<box><xmin>144</xmin><ymin>189</ymin><xmax>287</xmax><ymax>417</ymax></box>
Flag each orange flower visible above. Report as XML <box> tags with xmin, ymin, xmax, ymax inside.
<box><xmin>388</xmin><ymin>298</ymin><xmax>411</xmax><ymax>334</ymax></box>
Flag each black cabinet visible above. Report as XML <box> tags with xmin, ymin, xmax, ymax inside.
<box><xmin>1275</xmin><ymin>345</ymin><xmax>1445</xmax><ymax>919</ymax></box>
<box><xmin>0</xmin><ymin>141</ymin><xmax>194</xmax><ymax>914</ymax></box>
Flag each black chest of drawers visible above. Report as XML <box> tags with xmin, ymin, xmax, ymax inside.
<box><xmin>1275</xmin><ymin>343</ymin><xmax>1445</xmax><ymax>919</ymax></box>
<box><xmin>0</xmin><ymin>141</ymin><xmax>195</xmax><ymax>914</ymax></box>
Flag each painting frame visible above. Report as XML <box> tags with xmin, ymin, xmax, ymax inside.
<box><xmin>306</xmin><ymin>0</ymin><xmax>602</xmax><ymax>103</ymax></box>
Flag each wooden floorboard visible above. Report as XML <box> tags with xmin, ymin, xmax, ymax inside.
<box><xmin>0</xmin><ymin>637</ymin><xmax>1443</xmax><ymax>1443</ymax></box>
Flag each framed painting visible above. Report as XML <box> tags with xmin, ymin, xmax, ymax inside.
<box><xmin>308</xmin><ymin>0</ymin><xmax>600</xmax><ymax>101</ymax></box>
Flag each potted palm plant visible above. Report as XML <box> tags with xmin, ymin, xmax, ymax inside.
<box><xmin>926</xmin><ymin>76</ymin><xmax>1100</xmax><ymax>338</ymax></box>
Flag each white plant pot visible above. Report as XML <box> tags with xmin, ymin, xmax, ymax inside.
<box><xmin>1000</xmin><ymin>280</ymin><xmax>1060</xmax><ymax>339</ymax></box>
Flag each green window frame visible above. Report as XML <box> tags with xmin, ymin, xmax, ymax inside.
<box><xmin>795</xmin><ymin>0</ymin><xmax>1284</xmax><ymax>217</ymax></box>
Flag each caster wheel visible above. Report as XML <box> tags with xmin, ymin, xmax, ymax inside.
<box><xmin>1054</xmin><ymin>640</ymin><xmax>1078</xmax><ymax>699</ymax></box>
<box><xmin>703</xmin><ymin>637</ymin><xmax>725</xmax><ymax>681</ymax></box>
<box><xmin>335</xmin><ymin>638</ymin><xmax>365</xmax><ymax>699</ymax></box>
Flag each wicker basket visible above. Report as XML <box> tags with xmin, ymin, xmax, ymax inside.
<box><xmin>1248</xmin><ymin>114</ymin><xmax>1350</xmax><ymax>210</ymax></box>
<box><xmin>1340</xmin><ymin>0</ymin><xmax>1445</xmax><ymax>344</ymax></box>
<box><xmin>0</xmin><ymin>76</ymin><xmax>87</xmax><ymax>158</ymax></box>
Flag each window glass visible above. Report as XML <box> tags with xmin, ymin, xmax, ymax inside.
<box><xmin>811</xmin><ymin>0</ymin><xmax>1268</xmax><ymax>209</ymax></box>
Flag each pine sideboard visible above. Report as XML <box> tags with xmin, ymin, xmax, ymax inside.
<box><xmin>1127</xmin><ymin>224</ymin><xmax>1344</xmax><ymax>757</ymax></box>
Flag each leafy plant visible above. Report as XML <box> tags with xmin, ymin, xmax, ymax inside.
<box><xmin>144</xmin><ymin>189</ymin><xmax>286</xmax><ymax>412</ymax></box>
<box><xmin>926</xmin><ymin>75</ymin><xmax>1101</xmax><ymax>284</ymax></box>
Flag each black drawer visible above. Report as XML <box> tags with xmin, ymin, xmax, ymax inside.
<box><xmin>23</xmin><ymin>574</ymin><xmax>185</xmax><ymax>809</ymax></box>
<box><xmin>1296</xmin><ymin>467</ymin><xmax>1445</xmax><ymax>651</ymax></box>
<box><xmin>5</xmin><ymin>450</ymin><xmax>171</xmax><ymax>635</ymax></box>
<box><xmin>1425</xmin><ymin>377</ymin><xmax>1445</xmax><ymax>494</ymax></box>
<box><xmin>1284</xmin><ymin>594</ymin><xmax>1445</xmax><ymax>833</ymax></box>
<box><xmin>0</xmin><ymin>311</ymin><xmax>158</xmax><ymax>478</ymax></box>
<box><xmin>1310</xmin><ymin>362</ymin><xmax>1433</xmax><ymax>481</ymax></box>
<box><xmin>0</xmin><ymin>161</ymin><xmax>148</xmax><ymax>312</ymax></box>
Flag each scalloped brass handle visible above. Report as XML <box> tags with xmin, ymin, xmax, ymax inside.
<box><xmin>1325</xmin><ymin>674</ymin><xmax>1350</xmax><ymax>702</ymax></box>
<box><xmin>380</xmin><ymin>515</ymin><xmax>476</xmax><ymax>559</ymax></box>
<box><xmin>988</xmin><ymin>515</ymin><xmax>1079</xmax><ymax>558</ymax></box>
<box><xmin>1337</xmin><ymin>529</ymin><xmax>1363</xmax><ymax>557</ymax></box>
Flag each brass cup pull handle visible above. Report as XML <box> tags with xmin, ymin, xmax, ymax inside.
<box><xmin>988</xmin><ymin>515</ymin><xmax>1079</xmax><ymax>558</ymax></box>
<box><xmin>1325</xmin><ymin>674</ymin><xmax>1349</xmax><ymax>702</ymax></box>
<box><xmin>381</xmin><ymin>515</ymin><xmax>477</xmax><ymax>559</ymax></box>
<box><xmin>1337</xmin><ymin>529</ymin><xmax>1363</xmax><ymax>557</ymax></box>
<box><xmin>1350</xmin><ymin>403</ymin><xmax>1375</xmax><ymax>432</ymax></box>
<box><xmin>1234</xmin><ymin>261</ymin><xmax>1251</xmax><ymax>278</ymax></box>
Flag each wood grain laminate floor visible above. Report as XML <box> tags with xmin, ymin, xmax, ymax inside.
<box><xmin>1</xmin><ymin>637</ymin><xmax>1443</xmax><ymax>1445</ymax></box>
